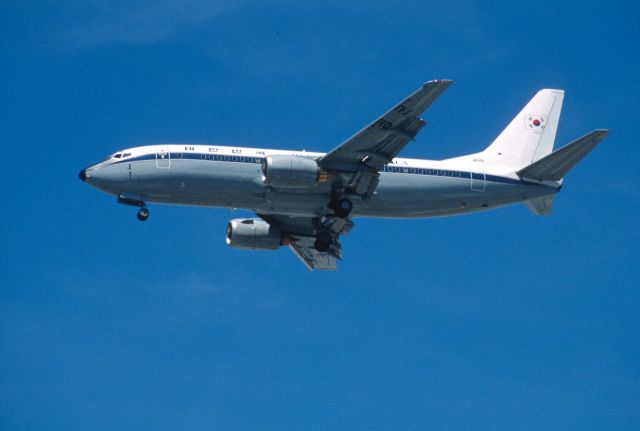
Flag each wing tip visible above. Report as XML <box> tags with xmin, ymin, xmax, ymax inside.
<box><xmin>583</xmin><ymin>128</ymin><xmax>611</xmax><ymax>141</ymax></box>
<box><xmin>593</xmin><ymin>128</ymin><xmax>611</xmax><ymax>135</ymax></box>
<box><xmin>424</xmin><ymin>79</ymin><xmax>454</xmax><ymax>87</ymax></box>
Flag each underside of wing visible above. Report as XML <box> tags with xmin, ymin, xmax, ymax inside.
<box><xmin>259</xmin><ymin>214</ymin><xmax>354</xmax><ymax>271</ymax></box>
<box><xmin>288</xmin><ymin>237</ymin><xmax>338</xmax><ymax>271</ymax></box>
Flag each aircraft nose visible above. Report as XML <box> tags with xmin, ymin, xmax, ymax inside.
<box><xmin>79</xmin><ymin>169</ymin><xmax>86</xmax><ymax>182</ymax></box>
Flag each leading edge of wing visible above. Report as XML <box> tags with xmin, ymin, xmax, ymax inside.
<box><xmin>318</xmin><ymin>79</ymin><xmax>453</xmax><ymax>170</ymax></box>
<box><xmin>369</xmin><ymin>79</ymin><xmax>454</xmax><ymax>121</ymax></box>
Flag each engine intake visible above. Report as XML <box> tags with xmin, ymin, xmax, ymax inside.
<box><xmin>261</xmin><ymin>154</ymin><xmax>321</xmax><ymax>188</ymax></box>
<box><xmin>225</xmin><ymin>218</ymin><xmax>284</xmax><ymax>250</ymax></box>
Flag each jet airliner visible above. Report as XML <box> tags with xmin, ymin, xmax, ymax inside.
<box><xmin>79</xmin><ymin>80</ymin><xmax>608</xmax><ymax>270</ymax></box>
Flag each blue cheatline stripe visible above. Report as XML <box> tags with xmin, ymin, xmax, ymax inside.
<box><xmin>381</xmin><ymin>164</ymin><xmax>523</xmax><ymax>185</ymax></box>
<box><xmin>113</xmin><ymin>152</ymin><xmax>263</xmax><ymax>165</ymax></box>
<box><xmin>112</xmin><ymin>152</ymin><xmax>528</xmax><ymax>186</ymax></box>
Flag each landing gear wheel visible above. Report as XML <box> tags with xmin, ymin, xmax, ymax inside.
<box><xmin>314</xmin><ymin>231</ymin><xmax>332</xmax><ymax>252</ymax></box>
<box><xmin>137</xmin><ymin>207</ymin><xmax>149</xmax><ymax>222</ymax></box>
<box><xmin>334</xmin><ymin>198</ymin><xmax>353</xmax><ymax>219</ymax></box>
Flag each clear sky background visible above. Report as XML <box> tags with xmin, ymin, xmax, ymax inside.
<box><xmin>2</xmin><ymin>1</ymin><xmax>639</xmax><ymax>429</ymax></box>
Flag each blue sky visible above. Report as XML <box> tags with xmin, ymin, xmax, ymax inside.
<box><xmin>2</xmin><ymin>1</ymin><xmax>639</xmax><ymax>429</ymax></box>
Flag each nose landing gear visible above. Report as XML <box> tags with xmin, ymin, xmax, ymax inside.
<box><xmin>137</xmin><ymin>207</ymin><xmax>149</xmax><ymax>222</ymax></box>
<box><xmin>117</xmin><ymin>194</ymin><xmax>149</xmax><ymax>222</ymax></box>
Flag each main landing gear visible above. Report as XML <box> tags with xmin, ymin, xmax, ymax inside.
<box><xmin>329</xmin><ymin>192</ymin><xmax>353</xmax><ymax>219</ymax></box>
<box><xmin>314</xmin><ymin>191</ymin><xmax>352</xmax><ymax>251</ymax></box>
<box><xmin>137</xmin><ymin>206</ymin><xmax>149</xmax><ymax>222</ymax></box>
<box><xmin>314</xmin><ymin>231</ymin><xmax>332</xmax><ymax>252</ymax></box>
<box><xmin>334</xmin><ymin>198</ymin><xmax>353</xmax><ymax>219</ymax></box>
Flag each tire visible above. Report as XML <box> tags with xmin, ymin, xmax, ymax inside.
<box><xmin>314</xmin><ymin>231</ymin><xmax>332</xmax><ymax>252</ymax></box>
<box><xmin>137</xmin><ymin>207</ymin><xmax>149</xmax><ymax>221</ymax></box>
<box><xmin>334</xmin><ymin>198</ymin><xmax>353</xmax><ymax>219</ymax></box>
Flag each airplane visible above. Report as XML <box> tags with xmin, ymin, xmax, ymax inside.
<box><xmin>79</xmin><ymin>80</ymin><xmax>608</xmax><ymax>270</ymax></box>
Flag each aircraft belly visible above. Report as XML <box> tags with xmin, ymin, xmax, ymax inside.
<box><xmin>128</xmin><ymin>160</ymin><xmax>266</xmax><ymax>207</ymax></box>
<box><xmin>357</xmin><ymin>174</ymin><xmax>468</xmax><ymax>217</ymax></box>
<box><xmin>353</xmin><ymin>174</ymin><xmax>551</xmax><ymax>218</ymax></box>
<box><xmin>254</xmin><ymin>191</ymin><xmax>330</xmax><ymax>216</ymax></box>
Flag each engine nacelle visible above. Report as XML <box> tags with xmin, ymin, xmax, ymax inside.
<box><xmin>225</xmin><ymin>218</ymin><xmax>284</xmax><ymax>250</ymax></box>
<box><xmin>261</xmin><ymin>154</ymin><xmax>321</xmax><ymax>188</ymax></box>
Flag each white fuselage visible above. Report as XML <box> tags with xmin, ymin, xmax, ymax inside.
<box><xmin>81</xmin><ymin>144</ymin><xmax>557</xmax><ymax>218</ymax></box>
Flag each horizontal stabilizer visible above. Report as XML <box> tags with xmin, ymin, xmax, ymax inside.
<box><xmin>517</xmin><ymin>129</ymin><xmax>609</xmax><ymax>181</ymax></box>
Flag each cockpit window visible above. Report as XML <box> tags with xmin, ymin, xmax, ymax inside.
<box><xmin>122</xmin><ymin>153</ymin><xmax>131</xmax><ymax>158</ymax></box>
<box><xmin>114</xmin><ymin>153</ymin><xmax>122</xmax><ymax>159</ymax></box>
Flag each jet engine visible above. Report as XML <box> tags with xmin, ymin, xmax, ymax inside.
<box><xmin>261</xmin><ymin>155</ymin><xmax>324</xmax><ymax>188</ymax></box>
<box><xmin>225</xmin><ymin>218</ymin><xmax>284</xmax><ymax>250</ymax></box>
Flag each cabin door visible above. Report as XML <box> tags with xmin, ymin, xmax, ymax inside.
<box><xmin>470</xmin><ymin>161</ymin><xmax>485</xmax><ymax>192</ymax></box>
<box><xmin>156</xmin><ymin>149</ymin><xmax>171</xmax><ymax>169</ymax></box>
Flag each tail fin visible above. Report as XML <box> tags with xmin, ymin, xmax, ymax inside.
<box><xmin>518</xmin><ymin>129</ymin><xmax>609</xmax><ymax>182</ymax></box>
<box><xmin>482</xmin><ymin>89</ymin><xmax>564</xmax><ymax>168</ymax></box>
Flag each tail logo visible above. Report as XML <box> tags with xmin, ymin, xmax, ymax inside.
<box><xmin>525</xmin><ymin>115</ymin><xmax>547</xmax><ymax>132</ymax></box>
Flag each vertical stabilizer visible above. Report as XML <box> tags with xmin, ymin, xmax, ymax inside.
<box><xmin>482</xmin><ymin>89</ymin><xmax>564</xmax><ymax>169</ymax></box>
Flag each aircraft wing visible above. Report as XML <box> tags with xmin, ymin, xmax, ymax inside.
<box><xmin>288</xmin><ymin>237</ymin><xmax>338</xmax><ymax>271</ymax></box>
<box><xmin>259</xmin><ymin>214</ymin><xmax>354</xmax><ymax>270</ymax></box>
<box><xmin>318</xmin><ymin>79</ymin><xmax>452</xmax><ymax>196</ymax></box>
